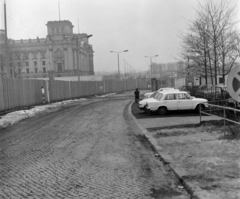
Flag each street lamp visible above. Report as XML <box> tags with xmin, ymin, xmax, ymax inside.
<box><xmin>123</xmin><ymin>59</ymin><xmax>126</xmax><ymax>79</ymax></box>
<box><xmin>110</xmin><ymin>50</ymin><xmax>128</xmax><ymax>79</ymax></box>
<box><xmin>145</xmin><ymin>55</ymin><xmax>158</xmax><ymax>79</ymax></box>
<box><xmin>64</xmin><ymin>34</ymin><xmax>92</xmax><ymax>81</ymax></box>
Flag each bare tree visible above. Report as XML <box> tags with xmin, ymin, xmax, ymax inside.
<box><xmin>181</xmin><ymin>0</ymin><xmax>239</xmax><ymax>85</ymax></box>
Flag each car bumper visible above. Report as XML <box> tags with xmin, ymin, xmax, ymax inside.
<box><xmin>145</xmin><ymin>106</ymin><xmax>157</xmax><ymax>112</ymax></box>
<box><xmin>138</xmin><ymin>104</ymin><xmax>145</xmax><ymax>110</ymax></box>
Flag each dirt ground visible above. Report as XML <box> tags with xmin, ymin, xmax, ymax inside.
<box><xmin>149</xmin><ymin>120</ymin><xmax>240</xmax><ymax>199</ymax></box>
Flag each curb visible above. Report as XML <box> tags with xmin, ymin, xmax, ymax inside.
<box><xmin>127</xmin><ymin>101</ymin><xmax>201</xmax><ymax>199</ymax></box>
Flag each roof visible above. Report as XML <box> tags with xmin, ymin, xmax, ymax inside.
<box><xmin>8</xmin><ymin>38</ymin><xmax>46</xmax><ymax>44</ymax></box>
<box><xmin>46</xmin><ymin>20</ymin><xmax>74</xmax><ymax>27</ymax></box>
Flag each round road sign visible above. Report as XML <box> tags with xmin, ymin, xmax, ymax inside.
<box><xmin>227</xmin><ymin>66</ymin><xmax>240</xmax><ymax>102</ymax></box>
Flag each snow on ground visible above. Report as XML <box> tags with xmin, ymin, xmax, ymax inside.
<box><xmin>152</xmin><ymin>123</ymin><xmax>240</xmax><ymax>199</ymax></box>
<box><xmin>95</xmin><ymin>93</ymin><xmax>116</xmax><ymax>98</ymax></box>
<box><xmin>0</xmin><ymin>93</ymin><xmax>116</xmax><ymax>129</ymax></box>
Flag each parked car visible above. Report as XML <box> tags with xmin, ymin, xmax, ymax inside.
<box><xmin>145</xmin><ymin>90</ymin><xmax>208</xmax><ymax>115</ymax></box>
<box><xmin>138</xmin><ymin>91</ymin><xmax>159</xmax><ymax>110</ymax></box>
<box><xmin>144</xmin><ymin>87</ymin><xmax>179</xmax><ymax>98</ymax></box>
<box><xmin>179</xmin><ymin>85</ymin><xmax>191</xmax><ymax>95</ymax></box>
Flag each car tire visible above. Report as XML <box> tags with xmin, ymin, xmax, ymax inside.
<box><xmin>196</xmin><ymin>104</ymin><xmax>205</xmax><ymax>112</ymax></box>
<box><xmin>158</xmin><ymin>107</ymin><xmax>167</xmax><ymax>115</ymax></box>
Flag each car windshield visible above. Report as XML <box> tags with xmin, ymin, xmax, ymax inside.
<box><xmin>149</xmin><ymin>92</ymin><xmax>158</xmax><ymax>98</ymax></box>
<box><xmin>153</xmin><ymin>93</ymin><xmax>163</xmax><ymax>101</ymax></box>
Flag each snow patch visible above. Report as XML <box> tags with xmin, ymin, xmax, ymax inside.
<box><xmin>0</xmin><ymin>98</ymin><xmax>87</xmax><ymax>129</ymax></box>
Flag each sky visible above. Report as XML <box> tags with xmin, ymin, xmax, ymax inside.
<box><xmin>0</xmin><ymin>0</ymin><xmax>240</xmax><ymax>73</ymax></box>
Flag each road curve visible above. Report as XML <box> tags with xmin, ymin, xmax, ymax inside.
<box><xmin>0</xmin><ymin>94</ymin><xmax>188</xmax><ymax>199</ymax></box>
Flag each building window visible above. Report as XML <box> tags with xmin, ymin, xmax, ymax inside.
<box><xmin>10</xmin><ymin>69</ymin><xmax>13</xmax><ymax>75</ymax></box>
<box><xmin>35</xmin><ymin>68</ymin><xmax>38</xmax><ymax>73</ymax></box>
<box><xmin>55</xmin><ymin>50</ymin><xmax>63</xmax><ymax>58</ymax></box>
<box><xmin>1</xmin><ymin>63</ymin><xmax>3</xmax><ymax>71</ymax></box>
<box><xmin>26</xmin><ymin>61</ymin><xmax>29</xmax><ymax>66</ymax></box>
<box><xmin>33</xmin><ymin>53</ymin><xmax>37</xmax><ymax>59</ymax></box>
<box><xmin>26</xmin><ymin>68</ymin><xmax>29</xmax><ymax>74</ymax></box>
<box><xmin>57</xmin><ymin>28</ymin><xmax>59</xmax><ymax>33</ymax></box>
<box><xmin>34</xmin><ymin>61</ymin><xmax>37</xmax><ymax>66</ymax></box>
<box><xmin>57</xmin><ymin>63</ymin><xmax>63</xmax><ymax>72</ymax></box>
<box><xmin>52</xmin><ymin>28</ymin><xmax>55</xmax><ymax>33</ymax></box>
<box><xmin>10</xmin><ymin>62</ymin><xmax>13</xmax><ymax>67</ymax></box>
<box><xmin>219</xmin><ymin>77</ymin><xmax>224</xmax><ymax>84</ymax></box>
<box><xmin>18</xmin><ymin>68</ymin><xmax>21</xmax><ymax>74</ymax></box>
<box><xmin>43</xmin><ymin>67</ymin><xmax>46</xmax><ymax>73</ymax></box>
<box><xmin>42</xmin><ymin>60</ymin><xmax>46</xmax><ymax>66</ymax></box>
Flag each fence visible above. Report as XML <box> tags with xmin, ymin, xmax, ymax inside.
<box><xmin>200</xmin><ymin>103</ymin><xmax>240</xmax><ymax>127</ymax></box>
<box><xmin>0</xmin><ymin>77</ymin><xmax>149</xmax><ymax>112</ymax></box>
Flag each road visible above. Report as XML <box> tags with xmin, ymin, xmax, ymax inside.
<box><xmin>0</xmin><ymin>92</ymin><xmax>189</xmax><ymax>199</ymax></box>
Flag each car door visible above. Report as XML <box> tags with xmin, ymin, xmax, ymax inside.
<box><xmin>163</xmin><ymin>93</ymin><xmax>178</xmax><ymax>110</ymax></box>
<box><xmin>177</xmin><ymin>93</ymin><xmax>193</xmax><ymax>110</ymax></box>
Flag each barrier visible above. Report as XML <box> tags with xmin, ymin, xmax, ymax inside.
<box><xmin>0</xmin><ymin>77</ymin><xmax>149</xmax><ymax>112</ymax></box>
<box><xmin>200</xmin><ymin>102</ymin><xmax>240</xmax><ymax>126</ymax></box>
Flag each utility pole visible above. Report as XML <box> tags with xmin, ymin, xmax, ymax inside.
<box><xmin>4</xmin><ymin>0</ymin><xmax>9</xmax><ymax>77</ymax></box>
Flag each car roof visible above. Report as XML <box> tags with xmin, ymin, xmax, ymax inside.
<box><xmin>159</xmin><ymin>89</ymin><xmax>180</xmax><ymax>93</ymax></box>
<box><xmin>161</xmin><ymin>90</ymin><xmax>187</xmax><ymax>94</ymax></box>
<box><xmin>158</xmin><ymin>87</ymin><xmax>177</xmax><ymax>90</ymax></box>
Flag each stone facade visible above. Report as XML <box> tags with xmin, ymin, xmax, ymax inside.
<box><xmin>0</xmin><ymin>20</ymin><xmax>94</xmax><ymax>78</ymax></box>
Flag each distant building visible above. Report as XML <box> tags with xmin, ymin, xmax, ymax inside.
<box><xmin>0</xmin><ymin>20</ymin><xmax>94</xmax><ymax>78</ymax></box>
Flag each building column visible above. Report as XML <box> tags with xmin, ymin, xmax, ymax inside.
<box><xmin>79</xmin><ymin>51</ymin><xmax>83</xmax><ymax>75</ymax></box>
<box><xmin>88</xmin><ymin>55</ymin><xmax>92</xmax><ymax>74</ymax></box>
<box><xmin>49</xmin><ymin>48</ymin><xmax>54</xmax><ymax>71</ymax></box>
<box><xmin>89</xmin><ymin>54</ymin><xmax>94</xmax><ymax>74</ymax></box>
<box><xmin>82</xmin><ymin>53</ymin><xmax>85</xmax><ymax>75</ymax></box>
<box><xmin>74</xmin><ymin>49</ymin><xmax>77</xmax><ymax>71</ymax></box>
<box><xmin>68</xmin><ymin>47</ymin><xmax>73</xmax><ymax>71</ymax></box>
<box><xmin>86</xmin><ymin>54</ymin><xmax>89</xmax><ymax>74</ymax></box>
<box><xmin>64</xmin><ymin>48</ymin><xmax>68</xmax><ymax>71</ymax></box>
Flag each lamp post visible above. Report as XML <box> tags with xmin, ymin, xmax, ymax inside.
<box><xmin>126</xmin><ymin>62</ymin><xmax>129</xmax><ymax>78</ymax></box>
<box><xmin>145</xmin><ymin>55</ymin><xmax>158</xmax><ymax>79</ymax></box>
<box><xmin>4</xmin><ymin>0</ymin><xmax>9</xmax><ymax>78</ymax></box>
<box><xmin>123</xmin><ymin>59</ymin><xmax>126</xmax><ymax>79</ymax></box>
<box><xmin>110</xmin><ymin>50</ymin><xmax>128</xmax><ymax>79</ymax></box>
<box><xmin>65</xmin><ymin>34</ymin><xmax>92</xmax><ymax>81</ymax></box>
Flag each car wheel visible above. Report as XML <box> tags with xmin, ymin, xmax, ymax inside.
<box><xmin>196</xmin><ymin>104</ymin><xmax>205</xmax><ymax>112</ymax></box>
<box><xmin>158</xmin><ymin>107</ymin><xmax>167</xmax><ymax>115</ymax></box>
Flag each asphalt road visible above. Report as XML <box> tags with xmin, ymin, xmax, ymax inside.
<box><xmin>0</xmin><ymin>92</ymin><xmax>189</xmax><ymax>199</ymax></box>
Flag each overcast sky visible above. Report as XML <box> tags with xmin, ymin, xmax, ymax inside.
<box><xmin>0</xmin><ymin>0</ymin><xmax>239</xmax><ymax>73</ymax></box>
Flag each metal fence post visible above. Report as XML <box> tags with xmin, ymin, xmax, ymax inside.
<box><xmin>200</xmin><ymin>103</ymin><xmax>201</xmax><ymax>123</ymax></box>
<box><xmin>223</xmin><ymin>108</ymin><xmax>226</xmax><ymax>127</ymax></box>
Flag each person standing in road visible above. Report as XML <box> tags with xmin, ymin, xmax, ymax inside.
<box><xmin>134</xmin><ymin>88</ymin><xmax>140</xmax><ymax>103</ymax></box>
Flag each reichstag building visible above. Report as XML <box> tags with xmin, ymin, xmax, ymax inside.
<box><xmin>0</xmin><ymin>20</ymin><xmax>94</xmax><ymax>78</ymax></box>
